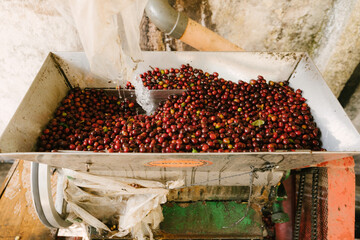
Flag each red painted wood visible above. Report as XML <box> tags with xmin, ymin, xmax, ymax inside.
<box><xmin>275</xmin><ymin>174</ymin><xmax>295</xmax><ymax>240</ymax></box>
<box><xmin>326</xmin><ymin>157</ymin><xmax>355</xmax><ymax>240</ymax></box>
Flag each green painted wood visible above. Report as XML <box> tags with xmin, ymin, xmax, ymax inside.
<box><xmin>161</xmin><ymin>201</ymin><xmax>263</xmax><ymax>237</ymax></box>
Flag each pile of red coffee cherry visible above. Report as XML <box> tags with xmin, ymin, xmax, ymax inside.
<box><xmin>38</xmin><ymin>64</ymin><xmax>323</xmax><ymax>153</ymax></box>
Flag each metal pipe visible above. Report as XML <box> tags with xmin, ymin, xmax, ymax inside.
<box><xmin>145</xmin><ymin>0</ymin><xmax>188</xmax><ymax>39</ymax></box>
<box><xmin>145</xmin><ymin>0</ymin><xmax>243</xmax><ymax>51</ymax></box>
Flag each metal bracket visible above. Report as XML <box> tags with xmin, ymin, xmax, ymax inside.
<box><xmin>31</xmin><ymin>162</ymin><xmax>72</xmax><ymax>228</ymax></box>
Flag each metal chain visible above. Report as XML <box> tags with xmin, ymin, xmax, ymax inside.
<box><xmin>294</xmin><ymin>170</ymin><xmax>306</xmax><ymax>240</ymax></box>
<box><xmin>311</xmin><ymin>168</ymin><xmax>319</xmax><ymax>240</ymax></box>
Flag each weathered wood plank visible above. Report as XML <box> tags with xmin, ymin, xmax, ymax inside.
<box><xmin>0</xmin><ymin>161</ymin><xmax>19</xmax><ymax>199</ymax></box>
<box><xmin>0</xmin><ymin>160</ymin><xmax>55</xmax><ymax>240</ymax></box>
<box><xmin>167</xmin><ymin>185</ymin><xmax>250</xmax><ymax>202</ymax></box>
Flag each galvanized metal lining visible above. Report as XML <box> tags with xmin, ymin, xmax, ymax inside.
<box><xmin>0</xmin><ymin>52</ymin><xmax>359</xmax><ymax>180</ymax></box>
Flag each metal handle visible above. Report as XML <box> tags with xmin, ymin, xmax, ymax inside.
<box><xmin>31</xmin><ymin>162</ymin><xmax>72</xmax><ymax>228</ymax></box>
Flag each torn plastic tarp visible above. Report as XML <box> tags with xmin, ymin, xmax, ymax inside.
<box><xmin>62</xmin><ymin>169</ymin><xmax>184</xmax><ymax>239</ymax></box>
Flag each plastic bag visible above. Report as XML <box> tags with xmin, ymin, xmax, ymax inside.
<box><xmin>63</xmin><ymin>169</ymin><xmax>184</xmax><ymax>239</ymax></box>
<box><xmin>56</xmin><ymin>0</ymin><xmax>148</xmax><ymax>87</ymax></box>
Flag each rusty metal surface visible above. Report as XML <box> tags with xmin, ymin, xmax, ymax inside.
<box><xmin>167</xmin><ymin>186</ymin><xmax>250</xmax><ymax>202</ymax></box>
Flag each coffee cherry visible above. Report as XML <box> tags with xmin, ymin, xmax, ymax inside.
<box><xmin>38</xmin><ymin>65</ymin><xmax>323</xmax><ymax>153</ymax></box>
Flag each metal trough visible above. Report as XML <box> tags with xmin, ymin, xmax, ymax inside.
<box><xmin>0</xmin><ymin>51</ymin><xmax>359</xmax><ymax>184</ymax></box>
<box><xmin>1</xmin><ymin>51</ymin><xmax>359</xmax><ymax>231</ymax></box>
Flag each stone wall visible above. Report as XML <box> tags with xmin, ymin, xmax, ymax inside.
<box><xmin>1</xmin><ymin>0</ymin><xmax>360</xmax><ymax>133</ymax></box>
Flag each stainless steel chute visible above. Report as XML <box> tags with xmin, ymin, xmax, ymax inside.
<box><xmin>0</xmin><ymin>52</ymin><xmax>359</xmax><ymax>173</ymax></box>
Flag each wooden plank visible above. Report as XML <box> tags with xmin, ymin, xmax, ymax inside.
<box><xmin>0</xmin><ymin>160</ymin><xmax>19</xmax><ymax>198</ymax></box>
<box><xmin>167</xmin><ymin>186</ymin><xmax>250</xmax><ymax>202</ymax></box>
<box><xmin>0</xmin><ymin>160</ymin><xmax>55</xmax><ymax>239</ymax></box>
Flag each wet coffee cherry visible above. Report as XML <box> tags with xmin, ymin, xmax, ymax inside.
<box><xmin>38</xmin><ymin>64</ymin><xmax>323</xmax><ymax>153</ymax></box>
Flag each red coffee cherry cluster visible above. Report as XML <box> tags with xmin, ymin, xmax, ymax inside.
<box><xmin>38</xmin><ymin>64</ymin><xmax>323</xmax><ymax>153</ymax></box>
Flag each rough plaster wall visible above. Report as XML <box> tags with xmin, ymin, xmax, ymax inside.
<box><xmin>314</xmin><ymin>0</ymin><xmax>360</xmax><ymax>97</ymax></box>
<box><xmin>208</xmin><ymin>0</ymin><xmax>332</xmax><ymax>52</ymax></box>
<box><xmin>208</xmin><ymin>0</ymin><xmax>360</xmax><ymax>98</ymax></box>
<box><xmin>316</xmin><ymin>0</ymin><xmax>360</xmax><ymax>133</ymax></box>
<box><xmin>0</xmin><ymin>0</ymin><xmax>82</xmax><ymax>134</ymax></box>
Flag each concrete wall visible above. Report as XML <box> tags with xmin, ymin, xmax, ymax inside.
<box><xmin>1</xmin><ymin>0</ymin><xmax>360</xmax><ymax>134</ymax></box>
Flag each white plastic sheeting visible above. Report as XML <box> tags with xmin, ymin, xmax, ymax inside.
<box><xmin>56</xmin><ymin>0</ymin><xmax>148</xmax><ymax>87</ymax></box>
<box><xmin>63</xmin><ymin>169</ymin><xmax>184</xmax><ymax>239</ymax></box>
